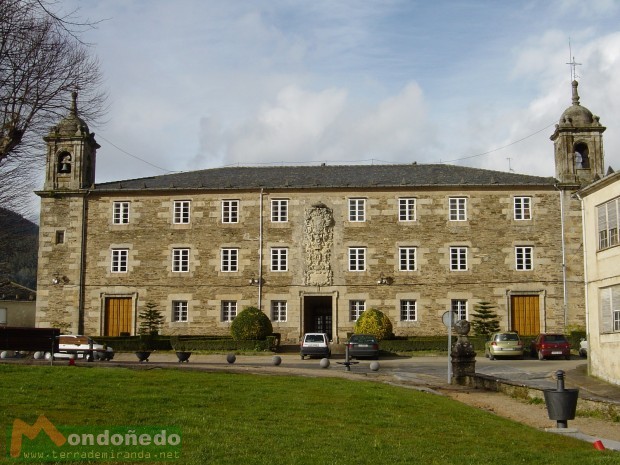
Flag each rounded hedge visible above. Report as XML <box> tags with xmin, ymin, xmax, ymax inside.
<box><xmin>353</xmin><ymin>308</ymin><xmax>393</xmax><ymax>341</ymax></box>
<box><xmin>230</xmin><ymin>306</ymin><xmax>273</xmax><ymax>341</ymax></box>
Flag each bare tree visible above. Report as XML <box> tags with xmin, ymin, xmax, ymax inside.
<box><xmin>0</xmin><ymin>0</ymin><xmax>107</xmax><ymax>214</ymax></box>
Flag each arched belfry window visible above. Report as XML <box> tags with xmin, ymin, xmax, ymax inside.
<box><xmin>574</xmin><ymin>142</ymin><xmax>590</xmax><ymax>169</ymax></box>
<box><xmin>57</xmin><ymin>152</ymin><xmax>72</xmax><ymax>174</ymax></box>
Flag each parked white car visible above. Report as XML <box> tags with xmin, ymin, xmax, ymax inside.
<box><xmin>579</xmin><ymin>339</ymin><xmax>588</xmax><ymax>358</ymax></box>
<box><xmin>44</xmin><ymin>335</ymin><xmax>114</xmax><ymax>361</ymax></box>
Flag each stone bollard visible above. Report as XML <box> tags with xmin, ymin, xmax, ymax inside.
<box><xmin>543</xmin><ymin>370</ymin><xmax>579</xmax><ymax>429</ymax></box>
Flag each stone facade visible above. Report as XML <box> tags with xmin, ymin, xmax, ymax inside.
<box><xmin>35</xmin><ymin>83</ymin><xmax>607</xmax><ymax>343</ymax></box>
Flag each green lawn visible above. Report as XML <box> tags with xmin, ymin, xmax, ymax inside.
<box><xmin>0</xmin><ymin>364</ymin><xmax>615</xmax><ymax>464</ymax></box>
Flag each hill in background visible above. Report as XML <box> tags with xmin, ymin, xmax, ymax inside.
<box><xmin>0</xmin><ymin>208</ymin><xmax>38</xmax><ymax>289</ymax></box>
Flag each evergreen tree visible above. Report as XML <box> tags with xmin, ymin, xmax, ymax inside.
<box><xmin>138</xmin><ymin>302</ymin><xmax>165</xmax><ymax>336</ymax></box>
<box><xmin>470</xmin><ymin>301</ymin><xmax>500</xmax><ymax>339</ymax></box>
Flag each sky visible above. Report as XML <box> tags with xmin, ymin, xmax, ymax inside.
<box><xmin>54</xmin><ymin>0</ymin><xmax>620</xmax><ymax>185</ymax></box>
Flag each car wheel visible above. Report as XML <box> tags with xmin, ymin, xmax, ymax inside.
<box><xmin>565</xmin><ymin>354</ymin><xmax>571</xmax><ymax>360</ymax></box>
<box><xmin>538</xmin><ymin>350</ymin><xmax>545</xmax><ymax>360</ymax></box>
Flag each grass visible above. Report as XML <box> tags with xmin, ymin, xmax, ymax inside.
<box><xmin>0</xmin><ymin>364</ymin><xmax>617</xmax><ymax>464</ymax></box>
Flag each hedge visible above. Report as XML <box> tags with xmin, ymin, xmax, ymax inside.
<box><xmin>95</xmin><ymin>335</ymin><xmax>280</xmax><ymax>352</ymax></box>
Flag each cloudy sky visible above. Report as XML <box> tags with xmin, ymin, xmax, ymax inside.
<box><xmin>61</xmin><ymin>0</ymin><xmax>620</xmax><ymax>183</ymax></box>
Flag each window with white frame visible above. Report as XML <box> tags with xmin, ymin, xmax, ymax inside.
<box><xmin>172</xmin><ymin>301</ymin><xmax>188</xmax><ymax>322</ymax></box>
<box><xmin>597</xmin><ymin>197</ymin><xmax>619</xmax><ymax>250</ymax></box>
<box><xmin>113</xmin><ymin>202</ymin><xmax>130</xmax><ymax>224</ymax></box>
<box><xmin>449</xmin><ymin>197</ymin><xmax>467</xmax><ymax>221</ymax></box>
<box><xmin>515</xmin><ymin>246</ymin><xmax>533</xmax><ymax>270</ymax></box>
<box><xmin>450</xmin><ymin>247</ymin><xmax>468</xmax><ymax>271</ymax></box>
<box><xmin>400</xmin><ymin>300</ymin><xmax>417</xmax><ymax>321</ymax></box>
<box><xmin>349</xmin><ymin>300</ymin><xmax>365</xmax><ymax>321</ymax></box>
<box><xmin>173</xmin><ymin>200</ymin><xmax>191</xmax><ymax>224</ymax></box>
<box><xmin>451</xmin><ymin>299</ymin><xmax>468</xmax><ymax>320</ymax></box>
<box><xmin>399</xmin><ymin>198</ymin><xmax>416</xmax><ymax>221</ymax></box>
<box><xmin>111</xmin><ymin>249</ymin><xmax>128</xmax><ymax>273</ymax></box>
<box><xmin>271</xmin><ymin>248</ymin><xmax>288</xmax><ymax>271</ymax></box>
<box><xmin>271</xmin><ymin>301</ymin><xmax>287</xmax><ymax>322</ymax></box>
<box><xmin>221</xmin><ymin>301</ymin><xmax>237</xmax><ymax>322</ymax></box>
<box><xmin>399</xmin><ymin>247</ymin><xmax>417</xmax><ymax>271</ymax></box>
<box><xmin>349</xmin><ymin>247</ymin><xmax>366</xmax><ymax>271</ymax></box>
<box><xmin>271</xmin><ymin>199</ymin><xmax>288</xmax><ymax>222</ymax></box>
<box><xmin>172</xmin><ymin>248</ymin><xmax>190</xmax><ymax>272</ymax></box>
<box><xmin>221</xmin><ymin>248</ymin><xmax>238</xmax><ymax>272</ymax></box>
<box><xmin>222</xmin><ymin>200</ymin><xmax>239</xmax><ymax>223</ymax></box>
<box><xmin>600</xmin><ymin>285</ymin><xmax>620</xmax><ymax>333</ymax></box>
<box><xmin>514</xmin><ymin>197</ymin><xmax>532</xmax><ymax>220</ymax></box>
<box><xmin>349</xmin><ymin>198</ymin><xmax>366</xmax><ymax>222</ymax></box>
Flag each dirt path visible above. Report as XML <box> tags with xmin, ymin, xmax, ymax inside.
<box><xmin>440</xmin><ymin>387</ymin><xmax>620</xmax><ymax>442</ymax></box>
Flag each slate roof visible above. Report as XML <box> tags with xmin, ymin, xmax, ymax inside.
<box><xmin>0</xmin><ymin>280</ymin><xmax>36</xmax><ymax>301</ymax></box>
<box><xmin>95</xmin><ymin>164</ymin><xmax>556</xmax><ymax>192</ymax></box>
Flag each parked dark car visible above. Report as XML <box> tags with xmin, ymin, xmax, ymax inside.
<box><xmin>530</xmin><ymin>333</ymin><xmax>571</xmax><ymax>360</ymax></box>
<box><xmin>300</xmin><ymin>333</ymin><xmax>331</xmax><ymax>359</ymax></box>
<box><xmin>346</xmin><ymin>334</ymin><xmax>379</xmax><ymax>359</ymax></box>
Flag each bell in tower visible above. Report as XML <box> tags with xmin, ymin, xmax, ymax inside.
<box><xmin>550</xmin><ymin>80</ymin><xmax>605</xmax><ymax>187</ymax></box>
<box><xmin>43</xmin><ymin>92</ymin><xmax>99</xmax><ymax>191</ymax></box>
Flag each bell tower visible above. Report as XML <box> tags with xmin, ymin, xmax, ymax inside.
<box><xmin>550</xmin><ymin>80</ymin><xmax>605</xmax><ymax>187</ymax></box>
<box><xmin>43</xmin><ymin>91</ymin><xmax>99</xmax><ymax>191</ymax></box>
<box><xmin>36</xmin><ymin>92</ymin><xmax>99</xmax><ymax>335</ymax></box>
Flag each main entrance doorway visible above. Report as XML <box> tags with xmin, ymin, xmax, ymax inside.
<box><xmin>104</xmin><ymin>297</ymin><xmax>132</xmax><ymax>336</ymax></box>
<box><xmin>303</xmin><ymin>296</ymin><xmax>332</xmax><ymax>336</ymax></box>
<box><xmin>510</xmin><ymin>295</ymin><xmax>540</xmax><ymax>336</ymax></box>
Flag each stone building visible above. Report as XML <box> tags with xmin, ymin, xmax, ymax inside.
<box><xmin>35</xmin><ymin>82</ymin><xmax>607</xmax><ymax>343</ymax></box>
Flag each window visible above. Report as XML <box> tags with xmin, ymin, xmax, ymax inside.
<box><xmin>597</xmin><ymin>197</ymin><xmax>619</xmax><ymax>250</ymax></box>
<box><xmin>172</xmin><ymin>248</ymin><xmax>190</xmax><ymax>272</ymax></box>
<box><xmin>222</xmin><ymin>301</ymin><xmax>237</xmax><ymax>322</ymax></box>
<box><xmin>55</xmin><ymin>230</ymin><xmax>65</xmax><ymax>245</ymax></box>
<box><xmin>400</xmin><ymin>300</ymin><xmax>417</xmax><ymax>321</ymax></box>
<box><xmin>271</xmin><ymin>248</ymin><xmax>288</xmax><ymax>271</ymax></box>
<box><xmin>600</xmin><ymin>285</ymin><xmax>620</xmax><ymax>333</ymax></box>
<box><xmin>173</xmin><ymin>200</ymin><xmax>191</xmax><ymax>224</ymax></box>
<box><xmin>350</xmin><ymin>300</ymin><xmax>365</xmax><ymax>321</ymax></box>
<box><xmin>449</xmin><ymin>197</ymin><xmax>467</xmax><ymax>221</ymax></box>
<box><xmin>514</xmin><ymin>197</ymin><xmax>531</xmax><ymax>220</ymax></box>
<box><xmin>271</xmin><ymin>199</ymin><xmax>288</xmax><ymax>222</ymax></box>
<box><xmin>113</xmin><ymin>202</ymin><xmax>130</xmax><ymax>224</ymax></box>
<box><xmin>221</xmin><ymin>248</ymin><xmax>238</xmax><ymax>272</ymax></box>
<box><xmin>172</xmin><ymin>301</ymin><xmax>188</xmax><ymax>322</ymax></box>
<box><xmin>451</xmin><ymin>300</ymin><xmax>468</xmax><ymax>320</ymax></box>
<box><xmin>349</xmin><ymin>198</ymin><xmax>366</xmax><ymax>222</ymax></box>
<box><xmin>515</xmin><ymin>246</ymin><xmax>533</xmax><ymax>270</ymax></box>
<box><xmin>450</xmin><ymin>247</ymin><xmax>468</xmax><ymax>271</ymax></box>
<box><xmin>399</xmin><ymin>247</ymin><xmax>417</xmax><ymax>271</ymax></box>
<box><xmin>222</xmin><ymin>200</ymin><xmax>239</xmax><ymax>223</ymax></box>
<box><xmin>349</xmin><ymin>247</ymin><xmax>366</xmax><ymax>271</ymax></box>
<box><xmin>271</xmin><ymin>301</ymin><xmax>287</xmax><ymax>322</ymax></box>
<box><xmin>111</xmin><ymin>249</ymin><xmax>128</xmax><ymax>273</ymax></box>
<box><xmin>399</xmin><ymin>198</ymin><xmax>416</xmax><ymax>221</ymax></box>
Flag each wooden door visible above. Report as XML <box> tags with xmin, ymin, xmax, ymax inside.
<box><xmin>104</xmin><ymin>297</ymin><xmax>132</xmax><ymax>336</ymax></box>
<box><xmin>510</xmin><ymin>295</ymin><xmax>540</xmax><ymax>336</ymax></box>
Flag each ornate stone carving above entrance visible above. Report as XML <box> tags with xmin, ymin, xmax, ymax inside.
<box><xmin>303</xmin><ymin>202</ymin><xmax>334</xmax><ymax>286</ymax></box>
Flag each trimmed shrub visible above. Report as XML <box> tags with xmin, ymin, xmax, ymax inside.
<box><xmin>354</xmin><ymin>308</ymin><xmax>393</xmax><ymax>341</ymax></box>
<box><xmin>230</xmin><ymin>306</ymin><xmax>273</xmax><ymax>341</ymax></box>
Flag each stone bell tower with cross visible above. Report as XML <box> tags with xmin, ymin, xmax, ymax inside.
<box><xmin>36</xmin><ymin>92</ymin><xmax>99</xmax><ymax>334</ymax></box>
